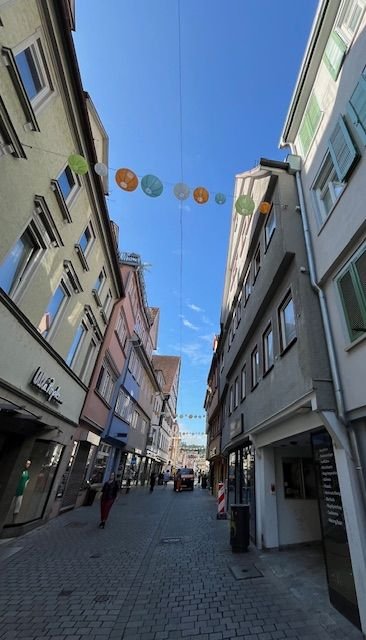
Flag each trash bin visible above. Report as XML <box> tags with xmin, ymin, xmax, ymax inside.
<box><xmin>84</xmin><ymin>487</ymin><xmax>97</xmax><ymax>506</ymax></box>
<box><xmin>230</xmin><ymin>504</ymin><xmax>249</xmax><ymax>552</ymax></box>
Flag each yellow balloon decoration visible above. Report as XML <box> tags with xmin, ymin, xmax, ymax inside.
<box><xmin>115</xmin><ymin>168</ymin><xmax>138</xmax><ymax>192</ymax></box>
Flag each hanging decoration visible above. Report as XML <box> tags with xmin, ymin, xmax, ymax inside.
<box><xmin>94</xmin><ymin>162</ymin><xmax>108</xmax><ymax>177</ymax></box>
<box><xmin>115</xmin><ymin>168</ymin><xmax>139</xmax><ymax>191</ymax></box>
<box><xmin>215</xmin><ymin>193</ymin><xmax>226</xmax><ymax>205</ymax></box>
<box><xmin>68</xmin><ymin>154</ymin><xmax>88</xmax><ymax>175</ymax></box>
<box><xmin>141</xmin><ymin>174</ymin><xmax>164</xmax><ymax>197</ymax></box>
<box><xmin>235</xmin><ymin>194</ymin><xmax>255</xmax><ymax>216</ymax></box>
<box><xmin>177</xmin><ymin>414</ymin><xmax>205</xmax><ymax>419</ymax></box>
<box><xmin>173</xmin><ymin>182</ymin><xmax>190</xmax><ymax>200</ymax></box>
<box><xmin>259</xmin><ymin>201</ymin><xmax>272</xmax><ymax>215</ymax></box>
<box><xmin>193</xmin><ymin>187</ymin><xmax>209</xmax><ymax>204</ymax></box>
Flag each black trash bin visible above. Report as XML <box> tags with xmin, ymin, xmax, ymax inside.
<box><xmin>230</xmin><ymin>504</ymin><xmax>249</xmax><ymax>552</ymax></box>
<box><xmin>84</xmin><ymin>487</ymin><xmax>97</xmax><ymax>506</ymax></box>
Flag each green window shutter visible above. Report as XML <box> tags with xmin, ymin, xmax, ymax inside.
<box><xmin>338</xmin><ymin>268</ymin><xmax>366</xmax><ymax>340</ymax></box>
<box><xmin>298</xmin><ymin>93</ymin><xmax>321</xmax><ymax>155</ymax></box>
<box><xmin>323</xmin><ymin>31</ymin><xmax>347</xmax><ymax>80</ymax></box>
<box><xmin>328</xmin><ymin>116</ymin><xmax>358</xmax><ymax>180</ymax></box>
<box><xmin>347</xmin><ymin>75</ymin><xmax>366</xmax><ymax>145</ymax></box>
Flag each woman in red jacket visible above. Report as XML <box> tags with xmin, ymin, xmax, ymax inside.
<box><xmin>99</xmin><ymin>472</ymin><xmax>119</xmax><ymax>529</ymax></box>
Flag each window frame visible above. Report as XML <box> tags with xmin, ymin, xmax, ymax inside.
<box><xmin>264</xmin><ymin>205</ymin><xmax>276</xmax><ymax>249</ymax></box>
<box><xmin>278</xmin><ymin>292</ymin><xmax>297</xmax><ymax>353</ymax></box>
<box><xmin>244</xmin><ymin>267</ymin><xmax>252</xmax><ymax>304</ymax></box>
<box><xmin>38</xmin><ymin>277</ymin><xmax>71</xmax><ymax>340</ymax></box>
<box><xmin>336</xmin><ymin>243</ymin><xmax>366</xmax><ymax>342</ymax></box>
<box><xmin>11</xmin><ymin>33</ymin><xmax>53</xmax><ymax>114</ymax></box>
<box><xmin>96</xmin><ymin>360</ymin><xmax>116</xmax><ymax>405</ymax></box>
<box><xmin>251</xmin><ymin>346</ymin><xmax>259</xmax><ymax>390</ymax></box>
<box><xmin>253</xmin><ymin>245</ymin><xmax>261</xmax><ymax>283</ymax></box>
<box><xmin>240</xmin><ymin>364</ymin><xmax>246</xmax><ymax>401</ymax></box>
<box><xmin>335</xmin><ymin>0</ymin><xmax>365</xmax><ymax>45</ymax></box>
<box><xmin>0</xmin><ymin>220</ymin><xmax>46</xmax><ymax>302</ymax></box>
<box><xmin>56</xmin><ymin>164</ymin><xmax>80</xmax><ymax>205</ymax></box>
<box><xmin>66</xmin><ymin>320</ymin><xmax>87</xmax><ymax>368</ymax></box>
<box><xmin>263</xmin><ymin>324</ymin><xmax>274</xmax><ymax>374</ymax></box>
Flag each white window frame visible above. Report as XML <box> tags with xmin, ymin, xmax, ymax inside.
<box><xmin>335</xmin><ymin>0</ymin><xmax>365</xmax><ymax>45</ymax></box>
<box><xmin>0</xmin><ymin>220</ymin><xmax>46</xmax><ymax>303</ymax></box>
<box><xmin>56</xmin><ymin>164</ymin><xmax>80</xmax><ymax>205</ymax></box>
<box><xmin>96</xmin><ymin>361</ymin><xmax>116</xmax><ymax>404</ymax></box>
<box><xmin>38</xmin><ymin>277</ymin><xmax>71</xmax><ymax>340</ymax></box>
<box><xmin>244</xmin><ymin>267</ymin><xmax>251</xmax><ymax>304</ymax></box>
<box><xmin>13</xmin><ymin>32</ymin><xmax>53</xmax><ymax>113</ymax></box>
<box><xmin>78</xmin><ymin>221</ymin><xmax>96</xmax><ymax>258</ymax></box>
<box><xmin>312</xmin><ymin>152</ymin><xmax>346</xmax><ymax>226</ymax></box>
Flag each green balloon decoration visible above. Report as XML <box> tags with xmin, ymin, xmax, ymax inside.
<box><xmin>235</xmin><ymin>194</ymin><xmax>255</xmax><ymax>216</ymax></box>
<box><xmin>68</xmin><ymin>154</ymin><xmax>88</xmax><ymax>175</ymax></box>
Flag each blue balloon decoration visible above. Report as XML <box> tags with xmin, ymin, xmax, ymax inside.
<box><xmin>215</xmin><ymin>193</ymin><xmax>226</xmax><ymax>205</ymax></box>
<box><xmin>141</xmin><ymin>174</ymin><xmax>163</xmax><ymax>197</ymax></box>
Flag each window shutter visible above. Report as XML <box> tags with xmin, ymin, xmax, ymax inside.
<box><xmin>328</xmin><ymin>116</ymin><xmax>358</xmax><ymax>180</ymax></box>
<box><xmin>355</xmin><ymin>248</ymin><xmax>366</xmax><ymax>302</ymax></box>
<box><xmin>347</xmin><ymin>75</ymin><xmax>366</xmax><ymax>144</ymax></box>
<box><xmin>338</xmin><ymin>269</ymin><xmax>366</xmax><ymax>339</ymax></box>
<box><xmin>299</xmin><ymin>93</ymin><xmax>321</xmax><ymax>155</ymax></box>
<box><xmin>323</xmin><ymin>31</ymin><xmax>347</xmax><ymax>80</ymax></box>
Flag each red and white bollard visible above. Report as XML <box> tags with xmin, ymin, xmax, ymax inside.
<box><xmin>216</xmin><ymin>482</ymin><xmax>227</xmax><ymax>519</ymax></box>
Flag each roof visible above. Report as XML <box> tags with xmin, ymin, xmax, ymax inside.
<box><xmin>149</xmin><ymin>307</ymin><xmax>159</xmax><ymax>322</ymax></box>
<box><xmin>152</xmin><ymin>355</ymin><xmax>181</xmax><ymax>393</ymax></box>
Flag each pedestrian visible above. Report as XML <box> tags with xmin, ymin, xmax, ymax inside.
<box><xmin>175</xmin><ymin>469</ymin><xmax>182</xmax><ymax>492</ymax></box>
<box><xmin>149</xmin><ymin>471</ymin><xmax>156</xmax><ymax>492</ymax></box>
<box><xmin>163</xmin><ymin>470</ymin><xmax>170</xmax><ymax>486</ymax></box>
<box><xmin>99</xmin><ymin>472</ymin><xmax>119</xmax><ymax>529</ymax></box>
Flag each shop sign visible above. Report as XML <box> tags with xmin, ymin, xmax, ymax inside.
<box><xmin>31</xmin><ymin>367</ymin><xmax>63</xmax><ymax>404</ymax></box>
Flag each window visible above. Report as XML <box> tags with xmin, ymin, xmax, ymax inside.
<box><xmin>79</xmin><ymin>223</ymin><xmax>95</xmax><ymax>255</ymax></box>
<box><xmin>279</xmin><ymin>293</ymin><xmax>296</xmax><ymax>351</ymax></box>
<box><xmin>234</xmin><ymin>377</ymin><xmax>239</xmax><ymax>408</ymax></box>
<box><xmin>298</xmin><ymin>92</ymin><xmax>322</xmax><ymax>156</ymax></box>
<box><xmin>0</xmin><ymin>96</ymin><xmax>26</xmax><ymax>159</ymax></box>
<box><xmin>236</xmin><ymin>293</ymin><xmax>242</xmax><ymax>326</ymax></box>
<box><xmin>337</xmin><ymin>244</ymin><xmax>366</xmax><ymax>342</ymax></box>
<box><xmin>115</xmin><ymin>312</ymin><xmax>128</xmax><ymax>349</ymax></box>
<box><xmin>323</xmin><ymin>31</ymin><xmax>347</xmax><ymax>80</ymax></box>
<box><xmin>96</xmin><ymin>361</ymin><xmax>116</xmax><ymax>404</ymax></box>
<box><xmin>14</xmin><ymin>37</ymin><xmax>52</xmax><ymax>109</ymax></box>
<box><xmin>336</xmin><ymin>0</ymin><xmax>365</xmax><ymax>45</ymax></box>
<box><xmin>240</xmin><ymin>365</ymin><xmax>246</xmax><ymax>401</ymax></box>
<box><xmin>38</xmin><ymin>279</ymin><xmax>70</xmax><ymax>338</ymax></box>
<box><xmin>244</xmin><ymin>267</ymin><xmax>251</xmax><ymax>303</ymax></box>
<box><xmin>0</xmin><ymin>223</ymin><xmax>45</xmax><ymax>300</ymax></box>
<box><xmin>115</xmin><ymin>388</ymin><xmax>133</xmax><ymax>422</ymax></box>
<box><xmin>253</xmin><ymin>245</ymin><xmax>261</xmax><ymax>282</ymax></box>
<box><xmin>312</xmin><ymin>117</ymin><xmax>358</xmax><ymax>224</ymax></box>
<box><xmin>66</xmin><ymin>322</ymin><xmax>87</xmax><ymax>367</ymax></box>
<box><xmin>263</xmin><ymin>325</ymin><xmax>274</xmax><ymax>373</ymax></box>
<box><xmin>34</xmin><ymin>196</ymin><xmax>62</xmax><ymax>248</ymax></box>
<box><xmin>251</xmin><ymin>347</ymin><xmax>259</xmax><ymax>389</ymax></box>
<box><xmin>229</xmin><ymin>386</ymin><xmax>233</xmax><ymax>414</ymax></box>
<box><xmin>79</xmin><ymin>337</ymin><xmax>98</xmax><ymax>384</ymax></box>
<box><xmin>348</xmin><ymin>74</ymin><xmax>366</xmax><ymax>145</ymax></box>
<box><xmin>265</xmin><ymin>206</ymin><xmax>276</xmax><ymax>247</ymax></box>
<box><xmin>94</xmin><ymin>269</ymin><xmax>106</xmax><ymax>294</ymax></box>
<box><xmin>131</xmin><ymin>411</ymin><xmax>139</xmax><ymax>429</ymax></box>
<box><xmin>283</xmin><ymin>458</ymin><xmax>316</xmax><ymax>499</ymax></box>
<box><xmin>57</xmin><ymin>166</ymin><xmax>77</xmax><ymax>202</ymax></box>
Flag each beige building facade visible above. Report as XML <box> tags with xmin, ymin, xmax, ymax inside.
<box><xmin>0</xmin><ymin>0</ymin><xmax>123</xmax><ymax>535</ymax></box>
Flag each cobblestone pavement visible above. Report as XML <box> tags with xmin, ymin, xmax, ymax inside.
<box><xmin>0</xmin><ymin>484</ymin><xmax>363</xmax><ymax>640</ymax></box>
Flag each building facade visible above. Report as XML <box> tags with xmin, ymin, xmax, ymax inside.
<box><xmin>0</xmin><ymin>0</ymin><xmax>123</xmax><ymax>535</ymax></box>
<box><xmin>280</xmin><ymin>0</ymin><xmax>366</xmax><ymax>631</ymax></box>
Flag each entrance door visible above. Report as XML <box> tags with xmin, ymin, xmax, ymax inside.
<box><xmin>0</xmin><ymin>433</ymin><xmax>23</xmax><ymax>525</ymax></box>
<box><xmin>312</xmin><ymin>430</ymin><xmax>361</xmax><ymax>629</ymax></box>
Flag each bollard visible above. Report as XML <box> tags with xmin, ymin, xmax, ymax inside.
<box><xmin>216</xmin><ymin>482</ymin><xmax>227</xmax><ymax>519</ymax></box>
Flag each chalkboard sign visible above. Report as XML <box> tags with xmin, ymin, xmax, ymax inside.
<box><xmin>311</xmin><ymin>430</ymin><xmax>360</xmax><ymax>629</ymax></box>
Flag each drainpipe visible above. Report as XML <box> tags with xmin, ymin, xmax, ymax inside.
<box><xmin>284</xmin><ymin>144</ymin><xmax>366</xmax><ymax>502</ymax></box>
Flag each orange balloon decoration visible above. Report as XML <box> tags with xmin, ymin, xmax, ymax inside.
<box><xmin>115</xmin><ymin>168</ymin><xmax>138</xmax><ymax>192</ymax></box>
<box><xmin>193</xmin><ymin>187</ymin><xmax>209</xmax><ymax>204</ymax></box>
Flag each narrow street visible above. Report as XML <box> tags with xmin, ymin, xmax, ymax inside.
<box><xmin>0</xmin><ymin>485</ymin><xmax>362</xmax><ymax>640</ymax></box>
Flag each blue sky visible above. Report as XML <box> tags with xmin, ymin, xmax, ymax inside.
<box><xmin>74</xmin><ymin>0</ymin><xmax>318</xmax><ymax>444</ymax></box>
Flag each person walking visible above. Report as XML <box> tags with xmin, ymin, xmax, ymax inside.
<box><xmin>99</xmin><ymin>472</ymin><xmax>119</xmax><ymax>529</ymax></box>
<box><xmin>149</xmin><ymin>471</ymin><xmax>156</xmax><ymax>492</ymax></box>
<box><xmin>163</xmin><ymin>470</ymin><xmax>170</xmax><ymax>486</ymax></box>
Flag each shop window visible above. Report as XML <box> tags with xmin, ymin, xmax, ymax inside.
<box><xmin>283</xmin><ymin>457</ymin><xmax>317</xmax><ymax>499</ymax></box>
<box><xmin>279</xmin><ymin>292</ymin><xmax>296</xmax><ymax>351</ymax></box>
<box><xmin>5</xmin><ymin>440</ymin><xmax>63</xmax><ymax>525</ymax></box>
